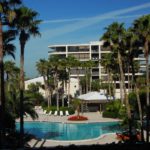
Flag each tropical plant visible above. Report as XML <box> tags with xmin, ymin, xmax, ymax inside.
<box><xmin>48</xmin><ymin>55</ymin><xmax>63</xmax><ymax>111</ymax></box>
<box><xmin>12</xmin><ymin>6</ymin><xmax>41</xmax><ymax>144</ymax></box>
<box><xmin>133</xmin><ymin>15</ymin><xmax>150</xmax><ymax>142</ymax></box>
<box><xmin>36</xmin><ymin>59</ymin><xmax>52</xmax><ymax>107</ymax></box>
<box><xmin>0</xmin><ymin>1</ymin><xmax>21</xmax><ymax>145</ymax></box>
<box><xmin>81</xmin><ymin>60</ymin><xmax>95</xmax><ymax>93</ymax></box>
<box><xmin>71</xmin><ymin>98</ymin><xmax>81</xmax><ymax>118</ymax></box>
<box><xmin>91</xmin><ymin>79</ymin><xmax>101</xmax><ymax>91</ymax></box>
<box><xmin>62</xmin><ymin>55</ymin><xmax>77</xmax><ymax>107</ymax></box>
<box><xmin>101</xmin><ymin>22</ymin><xmax>131</xmax><ymax>120</ymax></box>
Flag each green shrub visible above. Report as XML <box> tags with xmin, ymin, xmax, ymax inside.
<box><xmin>103</xmin><ymin>111</ymin><xmax>118</xmax><ymax>118</ymax></box>
<box><xmin>102</xmin><ymin>99</ymin><xmax>125</xmax><ymax>119</ymax></box>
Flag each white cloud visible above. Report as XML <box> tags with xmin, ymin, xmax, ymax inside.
<box><xmin>42</xmin><ymin>15</ymin><xmax>143</xmax><ymax>24</ymax></box>
<box><xmin>42</xmin><ymin>2</ymin><xmax>150</xmax><ymax>38</ymax></box>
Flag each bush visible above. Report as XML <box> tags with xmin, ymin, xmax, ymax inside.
<box><xmin>103</xmin><ymin>111</ymin><xmax>118</xmax><ymax>118</ymax></box>
<box><xmin>102</xmin><ymin>99</ymin><xmax>125</xmax><ymax>119</ymax></box>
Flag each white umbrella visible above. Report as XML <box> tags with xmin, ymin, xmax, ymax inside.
<box><xmin>78</xmin><ymin>91</ymin><xmax>113</xmax><ymax>101</ymax></box>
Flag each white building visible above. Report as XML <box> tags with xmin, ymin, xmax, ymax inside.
<box><xmin>48</xmin><ymin>41</ymin><xmax>145</xmax><ymax>99</ymax></box>
<box><xmin>25</xmin><ymin>76</ymin><xmax>79</xmax><ymax>98</ymax></box>
<box><xmin>25</xmin><ymin>76</ymin><xmax>46</xmax><ymax>97</ymax></box>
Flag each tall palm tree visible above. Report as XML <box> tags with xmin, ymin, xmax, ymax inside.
<box><xmin>3</xmin><ymin>30</ymin><xmax>16</xmax><ymax>59</ymax></box>
<box><xmin>63</xmin><ymin>55</ymin><xmax>77</xmax><ymax>107</ymax></box>
<box><xmin>36</xmin><ymin>59</ymin><xmax>52</xmax><ymax>107</ymax></box>
<box><xmin>81</xmin><ymin>60</ymin><xmax>95</xmax><ymax>93</ymax></box>
<box><xmin>101</xmin><ymin>22</ymin><xmax>132</xmax><ymax>135</ymax></box>
<box><xmin>0</xmin><ymin>1</ymin><xmax>21</xmax><ymax>145</ymax></box>
<box><xmin>48</xmin><ymin>55</ymin><xmax>63</xmax><ymax>111</ymax></box>
<box><xmin>13</xmin><ymin>6</ymin><xmax>41</xmax><ymax>145</ymax></box>
<box><xmin>133</xmin><ymin>15</ymin><xmax>150</xmax><ymax>142</ymax></box>
<box><xmin>125</xmin><ymin>28</ymin><xmax>144</xmax><ymax>140</ymax></box>
<box><xmin>100</xmin><ymin>53</ymin><xmax>114</xmax><ymax>96</ymax></box>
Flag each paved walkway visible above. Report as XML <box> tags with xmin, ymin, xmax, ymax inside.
<box><xmin>17</xmin><ymin>112</ymin><xmax>121</xmax><ymax>148</ymax></box>
<box><xmin>19</xmin><ymin>112</ymin><xmax>120</xmax><ymax>123</ymax></box>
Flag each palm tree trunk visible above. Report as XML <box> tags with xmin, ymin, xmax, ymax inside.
<box><xmin>108</xmin><ymin>69</ymin><xmax>112</xmax><ymax>96</ymax></box>
<box><xmin>54</xmin><ymin>72</ymin><xmax>59</xmax><ymax>111</ymax></box>
<box><xmin>144</xmin><ymin>40</ymin><xmax>150</xmax><ymax>142</ymax></box>
<box><xmin>43</xmin><ymin>76</ymin><xmax>50</xmax><ymax>107</ymax></box>
<box><xmin>77</xmin><ymin>68</ymin><xmax>80</xmax><ymax>95</ymax></box>
<box><xmin>89</xmin><ymin>68</ymin><xmax>92</xmax><ymax>92</ymax></box>
<box><xmin>118</xmin><ymin>51</ymin><xmax>132</xmax><ymax>140</ymax></box>
<box><xmin>118</xmin><ymin>51</ymin><xmax>131</xmax><ymax>117</ymax></box>
<box><xmin>135</xmin><ymin>85</ymin><xmax>144</xmax><ymax>140</ymax></box>
<box><xmin>113</xmin><ymin>79</ymin><xmax>116</xmax><ymax>98</ymax></box>
<box><xmin>131</xmin><ymin>58</ymin><xmax>144</xmax><ymax>141</ymax></box>
<box><xmin>61</xmin><ymin>80</ymin><xmax>64</xmax><ymax>107</ymax></box>
<box><xmin>20</xmin><ymin>42</ymin><xmax>25</xmax><ymax>146</ymax></box>
<box><xmin>0</xmin><ymin>18</ymin><xmax>6</xmax><ymax>147</ymax></box>
<box><xmin>119</xmin><ymin>75</ymin><xmax>124</xmax><ymax>103</ymax></box>
<box><xmin>86</xmin><ymin>68</ymin><xmax>88</xmax><ymax>93</ymax></box>
<box><xmin>68</xmin><ymin>71</ymin><xmax>70</xmax><ymax>107</ymax></box>
<box><xmin>127</xmin><ymin>65</ymin><xmax>130</xmax><ymax>93</ymax></box>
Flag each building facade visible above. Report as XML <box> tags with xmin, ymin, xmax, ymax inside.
<box><xmin>48</xmin><ymin>41</ymin><xmax>145</xmax><ymax>98</ymax></box>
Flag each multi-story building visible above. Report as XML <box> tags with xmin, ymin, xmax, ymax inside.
<box><xmin>48</xmin><ymin>41</ymin><xmax>145</xmax><ymax>98</ymax></box>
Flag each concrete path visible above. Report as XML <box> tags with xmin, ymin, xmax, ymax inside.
<box><xmin>18</xmin><ymin>112</ymin><xmax>120</xmax><ymax>123</ymax></box>
<box><xmin>28</xmin><ymin>133</ymin><xmax>119</xmax><ymax>148</ymax></box>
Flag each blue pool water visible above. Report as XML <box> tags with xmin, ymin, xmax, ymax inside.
<box><xmin>16</xmin><ymin>122</ymin><xmax>121</xmax><ymax>141</ymax></box>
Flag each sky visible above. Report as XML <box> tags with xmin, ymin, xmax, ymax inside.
<box><xmin>5</xmin><ymin>0</ymin><xmax>150</xmax><ymax>78</ymax></box>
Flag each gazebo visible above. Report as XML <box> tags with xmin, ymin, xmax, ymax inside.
<box><xmin>78</xmin><ymin>91</ymin><xmax>113</xmax><ymax>112</ymax></box>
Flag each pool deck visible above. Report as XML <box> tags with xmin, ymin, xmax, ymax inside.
<box><xmin>17</xmin><ymin>112</ymin><xmax>121</xmax><ymax>148</ymax></box>
<box><xmin>19</xmin><ymin>112</ymin><xmax>120</xmax><ymax>123</ymax></box>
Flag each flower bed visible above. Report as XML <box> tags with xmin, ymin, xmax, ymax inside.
<box><xmin>68</xmin><ymin>115</ymin><xmax>88</xmax><ymax>121</ymax></box>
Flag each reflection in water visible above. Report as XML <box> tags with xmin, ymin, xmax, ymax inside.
<box><xmin>44</xmin><ymin>131</ymin><xmax>63</xmax><ymax>138</ymax></box>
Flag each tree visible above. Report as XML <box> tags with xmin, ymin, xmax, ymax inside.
<box><xmin>101</xmin><ymin>22</ymin><xmax>131</xmax><ymax>118</ymax></box>
<box><xmin>3</xmin><ymin>30</ymin><xmax>16</xmax><ymax>59</ymax></box>
<box><xmin>36</xmin><ymin>59</ymin><xmax>52</xmax><ymax>107</ymax></box>
<box><xmin>12</xmin><ymin>6</ymin><xmax>41</xmax><ymax>145</ymax></box>
<box><xmin>100</xmin><ymin>53</ymin><xmax>114</xmax><ymax>96</ymax></box>
<box><xmin>0</xmin><ymin>1</ymin><xmax>21</xmax><ymax>146</ymax></box>
<box><xmin>62</xmin><ymin>56</ymin><xmax>77</xmax><ymax>107</ymax></box>
<box><xmin>48</xmin><ymin>55</ymin><xmax>63</xmax><ymax>111</ymax></box>
<box><xmin>133</xmin><ymin>15</ymin><xmax>150</xmax><ymax>142</ymax></box>
<box><xmin>72</xmin><ymin>98</ymin><xmax>81</xmax><ymax>118</ymax></box>
<box><xmin>101</xmin><ymin>22</ymin><xmax>132</xmax><ymax>138</ymax></box>
<box><xmin>125</xmin><ymin>28</ymin><xmax>144</xmax><ymax>140</ymax></box>
<box><xmin>91</xmin><ymin>79</ymin><xmax>101</xmax><ymax>91</ymax></box>
<box><xmin>81</xmin><ymin>60</ymin><xmax>95</xmax><ymax>93</ymax></box>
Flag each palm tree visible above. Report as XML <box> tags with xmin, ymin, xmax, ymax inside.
<box><xmin>36</xmin><ymin>59</ymin><xmax>52</xmax><ymax>107</ymax></box>
<box><xmin>133</xmin><ymin>15</ymin><xmax>150</xmax><ymax>142</ymax></box>
<box><xmin>100</xmin><ymin>53</ymin><xmax>114</xmax><ymax>96</ymax></box>
<box><xmin>12</xmin><ymin>6</ymin><xmax>41</xmax><ymax>145</ymax></box>
<box><xmin>0</xmin><ymin>1</ymin><xmax>21</xmax><ymax>145</ymax></box>
<box><xmin>125</xmin><ymin>28</ymin><xmax>144</xmax><ymax>140</ymax></box>
<box><xmin>63</xmin><ymin>56</ymin><xmax>77</xmax><ymax>107</ymax></box>
<box><xmin>74</xmin><ymin>59</ymin><xmax>81</xmax><ymax>95</ymax></box>
<box><xmin>81</xmin><ymin>60</ymin><xmax>95</xmax><ymax>93</ymax></box>
<box><xmin>48</xmin><ymin>55</ymin><xmax>63</xmax><ymax>111</ymax></box>
<box><xmin>72</xmin><ymin>98</ymin><xmax>81</xmax><ymax>118</ymax></box>
<box><xmin>3</xmin><ymin>30</ymin><xmax>17</xmax><ymax>59</ymax></box>
<box><xmin>101</xmin><ymin>22</ymin><xmax>132</xmax><ymax>137</ymax></box>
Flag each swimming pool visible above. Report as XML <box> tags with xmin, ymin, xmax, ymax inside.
<box><xmin>16</xmin><ymin>122</ymin><xmax>121</xmax><ymax>141</ymax></box>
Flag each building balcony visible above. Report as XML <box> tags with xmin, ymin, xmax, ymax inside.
<box><xmin>134</xmin><ymin>58</ymin><xmax>146</xmax><ymax>61</ymax></box>
<box><xmin>92</xmin><ymin>71</ymin><xmax>99</xmax><ymax>76</ymax></box>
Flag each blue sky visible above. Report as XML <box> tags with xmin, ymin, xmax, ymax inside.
<box><xmin>6</xmin><ymin>0</ymin><xmax>150</xmax><ymax>78</ymax></box>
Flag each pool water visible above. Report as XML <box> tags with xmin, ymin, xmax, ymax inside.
<box><xmin>16</xmin><ymin>122</ymin><xmax>121</xmax><ymax>141</ymax></box>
